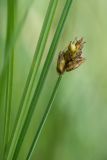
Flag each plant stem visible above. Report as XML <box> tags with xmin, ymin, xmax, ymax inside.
<box><xmin>11</xmin><ymin>0</ymin><xmax>73</xmax><ymax>159</ymax></box>
<box><xmin>12</xmin><ymin>0</ymin><xmax>58</xmax><ymax>136</ymax></box>
<box><xmin>0</xmin><ymin>0</ymin><xmax>34</xmax><ymax>76</ymax></box>
<box><xmin>2</xmin><ymin>0</ymin><xmax>14</xmax><ymax>159</ymax></box>
<box><xmin>7</xmin><ymin>0</ymin><xmax>58</xmax><ymax>159</ymax></box>
<box><xmin>27</xmin><ymin>75</ymin><xmax>62</xmax><ymax>160</ymax></box>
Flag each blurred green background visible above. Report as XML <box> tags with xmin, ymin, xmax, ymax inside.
<box><xmin>1</xmin><ymin>0</ymin><xmax>107</xmax><ymax>160</ymax></box>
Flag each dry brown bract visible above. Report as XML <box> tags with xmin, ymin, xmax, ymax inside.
<box><xmin>57</xmin><ymin>37</ymin><xmax>85</xmax><ymax>74</ymax></box>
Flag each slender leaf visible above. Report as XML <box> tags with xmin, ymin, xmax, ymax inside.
<box><xmin>0</xmin><ymin>0</ymin><xmax>34</xmax><ymax>76</ymax></box>
<box><xmin>27</xmin><ymin>75</ymin><xmax>62</xmax><ymax>160</ymax></box>
<box><xmin>11</xmin><ymin>0</ymin><xmax>73</xmax><ymax>159</ymax></box>
<box><xmin>7</xmin><ymin>0</ymin><xmax>58</xmax><ymax>159</ymax></box>
<box><xmin>2</xmin><ymin>0</ymin><xmax>14</xmax><ymax>159</ymax></box>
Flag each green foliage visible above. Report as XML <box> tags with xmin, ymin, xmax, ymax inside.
<box><xmin>2</xmin><ymin>0</ymin><xmax>14</xmax><ymax>159</ymax></box>
<box><xmin>7</xmin><ymin>0</ymin><xmax>59</xmax><ymax>159</ymax></box>
<box><xmin>1</xmin><ymin>0</ymin><xmax>107</xmax><ymax>160</ymax></box>
<box><xmin>0</xmin><ymin>0</ymin><xmax>73</xmax><ymax>160</ymax></box>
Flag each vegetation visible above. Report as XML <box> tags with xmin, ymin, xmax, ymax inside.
<box><xmin>0</xmin><ymin>0</ymin><xmax>107</xmax><ymax>160</ymax></box>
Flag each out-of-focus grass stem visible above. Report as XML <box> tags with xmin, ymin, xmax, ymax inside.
<box><xmin>2</xmin><ymin>0</ymin><xmax>14</xmax><ymax>159</ymax></box>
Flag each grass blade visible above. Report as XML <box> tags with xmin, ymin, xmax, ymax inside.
<box><xmin>27</xmin><ymin>75</ymin><xmax>62</xmax><ymax>160</ymax></box>
<box><xmin>11</xmin><ymin>0</ymin><xmax>73</xmax><ymax>159</ymax></box>
<box><xmin>7</xmin><ymin>0</ymin><xmax>58</xmax><ymax>159</ymax></box>
<box><xmin>2</xmin><ymin>0</ymin><xmax>14</xmax><ymax>159</ymax></box>
<box><xmin>11</xmin><ymin>0</ymin><xmax>58</xmax><ymax>136</ymax></box>
<box><xmin>0</xmin><ymin>0</ymin><xmax>34</xmax><ymax>76</ymax></box>
<box><xmin>0</xmin><ymin>0</ymin><xmax>34</xmax><ymax>113</ymax></box>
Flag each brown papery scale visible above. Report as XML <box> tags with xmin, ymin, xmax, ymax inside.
<box><xmin>57</xmin><ymin>38</ymin><xmax>85</xmax><ymax>74</ymax></box>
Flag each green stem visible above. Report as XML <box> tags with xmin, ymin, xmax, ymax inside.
<box><xmin>7</xmin><ymin>0</ymin><xmax>58</xmax><ymax>159</ymax></box>
<box><xmin>12</xmin><ymin>0</ymin><xmax>58</xmax><ymax>134</ymax></box>
<box><xmin>27</xmin><ymin>76</ymin><xmax>62</xmax><ymax>160</ymax></box>
<box><xmin>0</xmin><ymin>0</ymin><xmax>34</xmax><ymax>76</ymax></box>
<box><xmin>8</xmin><ymin>50</ymin><xmax>14</xmax><ymax>138</ymax></box>
<box><xmin>11</xmin><ymin>0</ymin><xmax>73</xmax><ymax>159</ymax></box>
<box><xmin>0</xmin><ymin>0</ymin><xmax>34</xmax><ymax>115</ymax></box>
<box><xmin>2</xmin><ymin>0</ymin><xmax>14</xmax><ymax>159</ymax></box>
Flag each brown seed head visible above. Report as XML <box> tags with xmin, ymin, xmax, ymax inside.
<box><xmin>57</xmin><ymin>38</ymin><xmax>85</xmax><ymax>74</ymax></box>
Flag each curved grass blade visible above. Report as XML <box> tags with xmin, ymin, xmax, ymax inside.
<box><xmin>10</xmin><ymin>0</ymin><xmax>73</xmax><ymax>159</ymax></box>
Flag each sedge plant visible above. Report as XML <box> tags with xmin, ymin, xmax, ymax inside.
<box><xmin>0</xmin><ymin>0</ymin><xmax>76</xmax><ymax>160</ymax></box>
